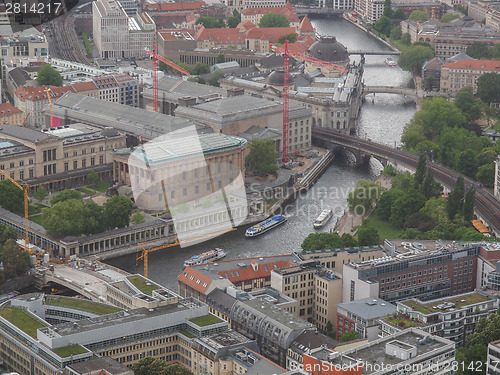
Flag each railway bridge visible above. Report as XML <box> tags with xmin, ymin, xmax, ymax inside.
<box><xmin>312</xmin><ymin>127</ymin><xmax>500</xmax><ymax>236</ymax></box>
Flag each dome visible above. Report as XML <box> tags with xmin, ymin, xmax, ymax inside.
<box><xmin>101</xmin><ymin>127</ymin><xmax>119</xmax><ymax>137</ymax></box>
<box><xmin>308</xmin><ymin>36</ymin><xmax>349</xmax><ymax>63</ymax></box>
<box><xmin>268</xmin><ymin>69</ymin><xmax>293</xmax><ymax>86</ymax></box>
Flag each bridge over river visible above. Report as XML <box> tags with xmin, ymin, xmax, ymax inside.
<box><xmin>312</xmin><ymin>128</ymin><xmax>500</xmax><ymax>237</ymax></box>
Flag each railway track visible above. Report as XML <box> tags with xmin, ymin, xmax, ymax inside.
<box><xmin>312</xmin><ymin>127</ymin><xmax>500</xmax><ymax>235</ymax></box>
<box><xmin>50</xmin><ymin>14</ymin><xmax>90</xmax><ymax>64</ymax></box>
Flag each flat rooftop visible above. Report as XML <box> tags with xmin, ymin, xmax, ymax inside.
<box><xmin>400</xmin><ymin>292</ymin><xmax>494</xmax><ymax>314</ymax></box>
<box><xmin>338</xmin><ymin>297</ymin><xmax>397</xmax><ymax>320</ymax></box>
<box><xmin>45</xmin><ymin>296</ymin><xmax>121</xmax><ymax>315</ymax></box>
<box><xmin>0</xmin><ymin>307</ymin><xmax>47</xmax><ymax>338</ymax></box>
<box><xmin>198</xmin><ymin>330</ymin><xmax>253</xmax><ymax>350</ymax></box>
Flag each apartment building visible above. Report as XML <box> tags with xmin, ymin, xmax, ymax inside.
<box><xmin>240</xmin><ymin>3</ymin><xmax>299</xmax><ymax>27</ymax></box>
<box><xmin>302</xmin><ymin>328</ymin><xmax>456</xmax><ymax>375</ymax></box>
<box><xmin>440</xmin><ymin>59</ymin><xmax>500</xmax><ymax>95</ymax></box>
<box><xmin>343</xmin><ymin>240</ymin><xmax>482</xmax><ymax>303</ymax></box>
<box><xmin>0</xmin><ymin>123</ymin><xmax>125</xmax><ymax>191</ymax></box>
<box><xmin>0</xmin><ymin>34</ymin><xmax>48</xmax><ymax>58</ymax></box>
<box><xmin>92</xmin><ymin>74</ymin><xmax>139</xmax><ymax>107</ymax></box>
<box><xmin>0</xmin><ymin>293</ymin><xmax>228</xmax><ymax>374</ymax></box>
<box><xmin>205</xmin><ymin>287</ymin><xmax>315</xmax><ymax>367</ymax></box>
<box><xmin>270</xmin><ymin>261</ymin><xmax>343</xmax><ymax>331</ymax></box>
<box><xmin>93</xmin><ymin>0</ymin><xmax>155</xmax><ymax>58</ymax></box>
<box><xmin>178</xmin><ymin>254</ymin><xmax>300</xmax><ymax>301</ymax></box>
<box><xmin>488</xmin><ymin>340</ymin><xmax>500</xmax><ymax>375</ymax></box>
<box><xmin>336</xmin><ymin>297</ymin><xmax>397</xmax><ymax>340</ymax></box>
<box><xmin>0</xmin><ymin>103</ymin><xmax>24</xmax><ymax>125</ymax></box>
<box><xmin>380</xmin><ymin>291</ymin><xmax>498</xmax><ymax>346</ymax></box>
<box><xmin>355</xmin><ymin>0</ymin><xmax>385</xmax><ymax>23</ymax></box>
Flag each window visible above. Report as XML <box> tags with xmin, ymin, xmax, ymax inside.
<box><xmin>64</xmin><ymin>162</ymin><xmax>69</xmax><ymax>171</ymax></box>
<box><xmin>183</xmin><ymin>188</ymin><xmax>187</xmax><ymax>196</ymax></box>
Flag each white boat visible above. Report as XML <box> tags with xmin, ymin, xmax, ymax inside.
<box><xmin>245</xmin><ymin>215</ymin><xmax>287</xmax><ymax>237</ymax></box>
<box><xmin>385</xmin><ymin>57</ymin><xmax>397</xmax><ymax>66</ymax></box>
<box><xmin>184</xmin><ymin>248</ymin><xmax>226</xmax><ymax>267</ymax></box>
<box><xmin>314</xmin><ymin>208</ymin><xmax>334</xmax><ymax>229</ymax></box>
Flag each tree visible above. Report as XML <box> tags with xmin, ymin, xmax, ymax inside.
<box><xmin>466</xmin><ymin>42</ymin><xmax>492</xmax><ymax>59</ymax></box>
<box><xmin>301</xmin><ymin>232</ymin><xmax>343</xmax><ymax>251</ymax></box>
<box><xmin>357</xmin><ymin>226</ymin><xmax>380</xmax><ymax>245</ymax></box>
<box><xmin>164</xmin><ymin>364</ymin><xmax>194</xmax><ymax>375</ymax></box>
<box><xmin>377</xmin><ymin>189</ymin><xmax>405</xmax><ymax>220</ymax></box>
<box><xmin>104</xmin><ymin>196</ymin><xmax>133</xmax><ymax>229</ymax></box>
<box><xmin>390</xmin><ymin>26</ymin><xmax>402</xmax><ymax>40</ymax></box>
<box><xmin>0</xmin><ymin>180</ymin><xmax>24</xmax><ymax>214</ymax></box>
<box><xmin>43</xmin><ymin>199</ymin><xmax>89</xmax><ymax>237</ymax></box>
<box><xmin>86</xmin><ymin>169</ymin><xmax>99</xmax><ymax>185</ymax></box>
<box><xmin>209</xmin><ymin>70</ymin><xmax>225</xmax><ymax>87</ymax></box>
<box><xmin>0</xmin><ymin>224</ymin><xmax>17</xmax><ymax>245</ymax></box>
<box><xmin>463</xmin><ymin>188</ymin><xmax>475</xmax><ymax>221</ymax></box>
<box><xmin>390</xmin><ymin>190</ymin><xmax>427</xmax><ymax>227</ymax></box>
<box><xmin>159</xmin><ymin>59</ymin><xmax>191</xmax><ymax>76</ymax></box>
<box><xmin>393</xmin><ymin>9</ymin><xmax>406</xmax><ymax>20</ymax></box>
<box><xmin>447</xmin><ymin>176</ymin><xmax>465</xmax><ymax>220</ymax></box>
<box><xmin>246</xmin><ymin>139</ymin><xmax>278</xmax><ymax>175</ymax></box>
<box><xmin>420</xmin><ymin>170</ymin><xmax>441</xmax><ymax>199</ymax></box>
<box><xmin>481</xmin><ymin>102</ymin><xmax>497</xmax><ymax>128</ymax></box>
<box><xmin>259</xmin><ymin>13</ymin><xmax>290</xmax><ymax>27</ymax></box>
<box><xmin>423</xmin><ymin>75</ymin><xmax>435</xmax><ymax>91</ymax></box>
<box><xmin>341</xmin><ymin>233</ymin><xmax>357</xmax><ymax>247</ymax></box>
<box><xmin>33</xmin><ymin>186</ymin><xmax>48</xmax><ymax>202</ymax></box>
<box><xmin>440</xmin><ymin>13</ymin><xmax>461</xmax><ymax>22</ymax></box>
<box><xmin>401</xmin><ymin>33</ymin><xmax>411</xmax><ymax>45</ymax></box>
<box><xmin>132</xmin><ymin>357</ymin><xmax>168</xmax><ymax>375</ymax></box>
<box><xmin>339</xmin><ymin>329</ymin><xmax>360</xmax><ymax>342</ymax></box>
<box><xmin>195</xmin><ymin>16</ymin><xmax>225</xmax><ymax>28</ymax></box>
<box><xmin>227</xmin><ymin>9</ymin><xmax>241</xmax><ymax>28</ymax></box>
<box><xmin>0</xmin><ymin>239</ymin><xmax>30</xmax><ymax>279</ymax></box>
<box><xmin>36</xmin><ymin>64</ymin><xmax>63</xmax><ymax>87</ymax></box>
<box><xmin>347</xmin><ymin>179</ymin><xmax>384</xmax><ymax>213</ymax></box>
<box><xmin>414</xmin><ymin>154</ymin><xmax>427</xmax><ymax>189</ymax></box>
<box><xmin>404</xmin><ymin>212</ymin><xmax>436</xmax><ymax>232</ymax></box>
<box><xmin>457</xmin><ymin>149</ymin><xmax>479</xmax><ymax>178</ymax></box>
<box><xmin>190</xmin><ymin>63</ymin><xmax>210</xmax><ymax>75</ymax></box>
<box><xmin>326</xmin><ymin>320</ymin><xmax>333</xmax><ymax>334</ymax></box>
<box><xmin>408</xmin><ymin>10</ymin><xmax>430</xmax><ymax>21</ymax></box>
<box><xmin>383</xmin><ymin>0</ymin><xmax>393</xmax><ymax>18</ymax></box>
<box><xmin>374</xmin><ymin>16</ymin><xmax>392</xmax><ymax>37</ymax></box>
<box><xmin>278</xmin><ymin>33</ymin><xmax>297</xmax><ymax>44</ymax></box>
<box><xmin>476</xmin><ymin>163</ymin><xmax>495</xmax><ymax>187</ymax></box>
<box><xmin>398</xmin><ymin>45</ymin><xmax>434</xmax><ymax>75</ymax></box>
<box><xmin>477</xmin><ymin>147</ymin><xmax>497</xmax><ymax>166</ymax></box>
<box><xmin>131</xmin><ymin>211</ymin><xmax>145</xmax><ymax>225</ymax></box>
<box><xmin>454</xmin><ymin>86</ymin><xmax>481</xmax><ymax>123</ymax></box>
<box><xmin>50</xmin><ymin>189</ymin><xmax>81</xmax><ymax>205</ymax></box>
<box><xmin>84</xmin><ymin>201</ymin><xmax>105</xmax><ymax>235</ymax></box>
<box><xmin>216</xmin><ymin>53</ymin><xmax>225</xmax><ymax>64</ymax></box>
<box><xmin>477</xmin><ymin>73</ymin><xmax>500</xmax><ymax>104</ymax></box>
<box><xmin>187</xmin><ymin>77</ymin><xmax>206</xmax><ymax>84</ymax></box>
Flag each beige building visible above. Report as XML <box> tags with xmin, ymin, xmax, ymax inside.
<box><xmin>0</xmin><ymin>103</ymin><xmax>24</xmax><ymax>125</ymax></box>
<box><xmin>0</xmin><ymin>123</ymin><xmax>125</xmax><ymax>191</ymax></box>
<box><xmin>270</xmin><ymin>261</ymin><xmax>343</xmax><ymax>331</ymax></box>
<box><xmin>440</xmin><ymin>59</ymin><xmax>500</xmax><ymax>95</ymax></box>
<box><xmin>355</xmin><ymin>0</ymin><xmax>385</xmax><ymax>23</ymax></box>
<box><xmin>93</xmin><ymin>0</ymin><xmax>155</xmax><ymax>59</ymax></box>
<box><xmin>0</xmin><ymin>34</ymin><xmax>48</xmax><ymax>58</ymax></box>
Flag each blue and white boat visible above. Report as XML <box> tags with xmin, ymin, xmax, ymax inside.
<box><xmin>184</xmin><ymin>248</ymin><xmax>226</xmax><ymax>267</ymax></box>
<box><xmin>245</xmin><ymin>215</ymin><xmax>287</xmax><ymax>237</ymax></box>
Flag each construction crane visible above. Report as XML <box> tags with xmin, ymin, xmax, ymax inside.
<box><xmin>44</xmin><ymin>87</ymin><xmax>53</xmax><ymax>128</ymax></box>
<box><xmin>136</xmin><ymin>228</ymin><xmax>236</xmax><ymax>278</ymax></box>
<box><xmin>0</xmin><ymin>168</ymin><xmax>30</xmax><ymax>253</ymax></box>
<box><xmin>146</xmin><ymin>43</ymin><xmax>190</xmax><ymax>112</ymax></box>
<box><xmin>20</xmin><ymin>112</ymin><xmax>30</xmax><ymax>127</ymax></box>
<box><xmin>269</xmin><ymin>41</ymin><xmax>349</xmax><ymax>163</ymax></box>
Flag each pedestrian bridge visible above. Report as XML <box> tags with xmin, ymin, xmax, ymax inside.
<box><xmin>362</xmin><ymin>85</ymin><xmax>445</xmax><ymax>102</ymax></box>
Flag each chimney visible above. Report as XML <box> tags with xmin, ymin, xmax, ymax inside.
<box><xmin>251</xmin><ymin>260</ymin><xmax>258</xmax><ymax>271</ymax></box>
<box><xmin>178</xmin><ymin>96</ymin><xmax>197</xmax><ymax>107</ymax></box>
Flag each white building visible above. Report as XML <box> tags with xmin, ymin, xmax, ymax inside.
<box><xmin>355</xmin><ymin>0</ymin><xmax>385</xmax><ymax>23</ymax></box>
<box><xmin>93</xmin><ymin>0</ymin><xmax>155</xmax><ymax>59</ymax></box>
<box><xmin>488</xmin><ymin>340</ymin><xmax>500</xmax><ymax>375</ymax></box>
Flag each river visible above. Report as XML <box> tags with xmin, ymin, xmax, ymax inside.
<box><xmin>105</xmin><ymin>18</ymin><xmax>416</xmax><ymax>290</ymax></box>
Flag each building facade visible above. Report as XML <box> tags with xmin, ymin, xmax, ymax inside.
<box><xmin>0</xmin><ymin>35</ymin><xmax>48</xmax><ymax>58</ymax></box>
<box><xmin>0</xmin><ymin>103</ymin><xmax>24</xmax><ymax>125</ymax></box>
<box><xmin>355</xmin><ymin>0</ymin><xmax>385</xmax><ymax>23</ymax></box>
<box><xmin>440</xmin><ymin>59</ymin><xmax>500</xmax><ymax>95</ymax></box>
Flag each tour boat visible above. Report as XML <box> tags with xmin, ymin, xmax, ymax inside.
<box><xmin>183</xmin><ymin>248</ymin><xmax>226</xmax><ymax>267</ymax></box>
<box><xmin>245</xmin><ymin>215</ymin><xmax>287</xmax><ymax>237</ymax></box>
<box><xmin>314</xmin><ymin>208</ymin><xmax>334</xmax><ymax>229</ymax></box>
<box><xmin>385</xmin><ymin>57</ymin><xmax>397</xmax><ymax>66</ymax></box>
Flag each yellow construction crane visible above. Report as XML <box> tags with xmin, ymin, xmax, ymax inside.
<box><xmin>45</xmin><ymin>87</ymin><xmax>53</xmax><ymax>128</ymax></box>
<box><xmin>0</xmin><ymin>168</ymin><xmax>30</xmax><ymax>253</ymax></box>
<box><xmin>136</xmin><ymin>228</ymin><xmax>237</xmax><ymax>278</ymax></box>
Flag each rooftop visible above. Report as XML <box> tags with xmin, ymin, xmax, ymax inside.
<box><xmin>197</xmin><ymin>330</ymin><xmax>253</xmax><ymax>350</ymax></box>
<box><xmin>338</xmin><ymin>298</ymin><xmax>397</xmax><ymax>320</ymax></box>
<box><xmin>127</xmin><ymin>275</ymin><xmax>162</xmax><ymax>295</ymax></box>
<box><xmin>400</xmin><ymin>292</ymin><xmax>494</xmax><ymax>314</ymax></box>
<box><xmin>51</xmin><ymin>344</ymin><xmax>88</xmax><ymax>358</ymax></box>
<box><xmin>45</xmin><ymin>296</ymin><xmax>121</xmax><ymax>315</ymax></box>
<box><xmin>0</xmin><ymin>307</ymin><xmax>47</xmax><ymax>338</ymax></box>
<box><xmin>442</xmin><ymin>58</ymin><xmax>500</xmax><ymax>70</ymax></box>
<box><xmin>66</xmin><ymin>356</ymin><xmax>133</xmax><ymax>375</ymax></box>
<box><xmin>189</xmin><ymin>314</ymin><xmax>224</xmax><ymax>327</ymax></box>
<box><xmin>0</xmin><ymin>124</ymin><xmax>54</xmax><ymax>144</ymax></box>
<box><xmin>0</xmin><ymin>103</ymin><xmax>23</xmax><ymax>115</ymax></box>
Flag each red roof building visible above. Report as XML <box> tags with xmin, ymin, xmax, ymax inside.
<box><xmin>0</xmin><ymin>103</ymin><xmax>24</xmax><ymax>126</ymax></box>
<box><xmin>440</xmin><ymin>59</ymin><xmax>500</xmax><ymax>95</ymax></box>
<box><xmin>298</xmin><ymin>15</ymin><xmax>314</xmax><ymax>36</ymax></box>
<box><xmin>143</xmin><ymin>1</ymin><xmax>205</xmax><ymax>12</ymax></box>
<box><xmin>241</xmin><ymin>2</ymin><xmax>300</xmax><ymax>26</ymax></box>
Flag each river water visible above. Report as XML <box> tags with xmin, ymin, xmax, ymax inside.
<box><xmin>106</xmin><ymin>18</ymin><xmax>416</xmax><ymax>290</ymax></box>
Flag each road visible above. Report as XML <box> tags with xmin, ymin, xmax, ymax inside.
<box><xmin>47</xmin><ymin>13</ymin><xmax>90</xmax><ymax>64</ymax></box>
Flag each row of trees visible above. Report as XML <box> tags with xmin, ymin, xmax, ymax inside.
<box><xmin>195</xmin><ymin>12</ymin><xmax>289</xmax><ymax>29</ymax></box>
<box><xmin>301</xmin><ymin>226</ymin><xmax>379</xmax><ymax>250</ymax></box>
<box><xmin>401</xmin><ymin>88</ymin><xmax>499</xmax><ymax>185</ymax></box>
<box><xmin>41</xmin><ymin>190</ymin><xmax>133</xmax><ymax>237</ymax></box>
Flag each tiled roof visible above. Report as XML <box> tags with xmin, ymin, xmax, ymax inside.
<box><xmin>0</xmin><ymin>103</ymin><xmax>23</xmax><ymax>115</ymax></box>
<box><xmin>70</xmin><ymin>81</ymin><xmax>97</xmax><ymax>92</ymax></box>
<box><xmin>178</xmin><ymin>267</ymin><xmax>214</xmax><ymax>293</ymax></box>
<box><xmin>442</xmin><ymin>59</ymin><xmax>500</xmax><ymax>71</ymax></box>
<box><xmin>144</xmin><ymin>1</ymin><xmax>205</xmax><ymax>12</ymax></box>
<box><xmin>287</xmin><ymin>35</ymin><xmax>315</xmax><ymax>54</ymax></box>
<box><xmin>15</xmin><ymin>85</ymin><xmax>76</xmax><ymax>102</ymax></box>
<box><xmin>217</xmin><ymin>259</ymin><xmax>295</xmax><ymax>283</ymax></box>
<box><xmin>299</xmin><ymin>15</ymin><xmax>314</xmax><ymax>32</ymax></box>
<box><xmin>236</xmin><ymin>20</ymin><xmax>256</xmax><ymax>30</ymax></box>
<box><xmin>195</xmin><ymin>26</ymin><xmax>245</xmax><ymax>45</ymax></box>
<box><xmin>245</xmin><ymin>27</ymin><xmax>296</xmax><ymax>43</ymax></box>
<box><xmin>423</xmin><ymin>56</ymin><xmax>444</xmax><ymax>70</ymax></box>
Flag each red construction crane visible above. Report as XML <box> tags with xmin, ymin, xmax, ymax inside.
<box><xmin>146</xmin><ymin>43</ymin><xmax>191</xmax><ymax>112</ymax></box>
<box><xmin>269</xmin><ymin>42</ymin><xmax>349</xmax><ymax>163</ymax></box>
